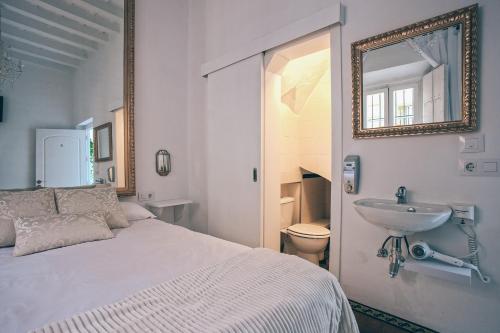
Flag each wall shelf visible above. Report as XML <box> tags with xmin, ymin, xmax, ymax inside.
<box><xmin>403</xmin><ymin>258</ymin><xmax>472</xmax><ymax>286</ymax></box>
<box><xmin>146</xmin><ymin>199</ymin><xmax>193</xmax><ymax>223</ymax></box>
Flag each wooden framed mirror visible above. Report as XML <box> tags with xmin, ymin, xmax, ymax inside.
<box><xmin>0</xmin><ymin>0</ymin><xmax>135</xmax><ymax>195</ymax></box>
<box><xmin>119</xmin><ymin>0</ymin><xmax>136</xmax><ymax>196</ymax></box>
<box><xmin>351</xmin><ymin>4</ymin><xmax>478</xmax><ymax>138</ymax></box>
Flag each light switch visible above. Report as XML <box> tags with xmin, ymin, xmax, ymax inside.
<box><xmin>459</xmin><ymin>135</ymin><xmax>485</xmax><ymax>153</ymax></box>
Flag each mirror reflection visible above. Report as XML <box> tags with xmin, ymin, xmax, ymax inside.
<box><xmin>0</xmin><ymin>0</ymin><xmax>125</xmax><ymax>190</ymax></box>
<box><xmin>362</xmin><ymin>24</ymin><xmax>462</xmax><ymax>129</ymax></box>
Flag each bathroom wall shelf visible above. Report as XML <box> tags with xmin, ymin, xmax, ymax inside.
<box><xmin>403</xmin><ymin>258</ymin><xmax>472</xmax><ymax>286</ymax></box>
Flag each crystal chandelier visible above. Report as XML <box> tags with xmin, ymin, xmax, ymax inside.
<box><xmin>0</xmin><ymin>10</ymin><xmax>23</xmax><ymax>89</ymax></box>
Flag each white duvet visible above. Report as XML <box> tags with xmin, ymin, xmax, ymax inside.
<box><xmin>1</xmin><ymin>219</ymin><xmax>357</xmax><ymax>333</ymax></box>
<box><xmin>0</xmin><ymin>219</ymin><xmax>247</xmax><ymax>332</ymax></box>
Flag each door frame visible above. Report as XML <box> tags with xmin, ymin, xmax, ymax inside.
<box><xmin>261</xmin><ymin>25</ymin><xmax>343</xmax><ymax>278</ymax></box>
<box><xmin>329</xmin><ymin>24</ymin><xmax>343</xmax><ymax>278</ymax></box>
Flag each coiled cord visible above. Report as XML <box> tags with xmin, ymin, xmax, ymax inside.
<box><xmin>458</xmin><ymin>225</ymin><xmax>490</xmax><ymax>283</ymax></box>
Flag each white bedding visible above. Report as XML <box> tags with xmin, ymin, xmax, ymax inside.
<box><xmin>1</xmin><ymin>219</ymin><xmax>357</xmax><ymax>333</ymax></box>
<box><xmin>32</xmin><ymin>248</ymin><xmax>357</xmax><ymax>333</ymax></box>
<box><xmin>0</xmin><ymin>219</ymin><xmax>248</xmax><ymax>332</ymax></box>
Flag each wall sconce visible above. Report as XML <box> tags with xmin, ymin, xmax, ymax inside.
<box><xmin>156</xmin><ymin>149</ymin><xmax>171</xmax><ymax>176</ymax></box>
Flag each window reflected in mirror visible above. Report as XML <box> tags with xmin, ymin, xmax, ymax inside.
<box><xmin>362</xmin><ymin>24</ymin><xmax>462</xmax><ymax>130</ymax></box>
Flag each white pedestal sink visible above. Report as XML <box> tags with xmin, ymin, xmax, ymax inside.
<box><xmin>353</xmin><ymin>198</ymin><xmax>452</xmax><ymax>236</ymax></box>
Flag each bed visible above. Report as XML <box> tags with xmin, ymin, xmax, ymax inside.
<box><xmin>1</xmin><ymin>219</ymin><xmax>358</xmax><ymax>333</ymax></box>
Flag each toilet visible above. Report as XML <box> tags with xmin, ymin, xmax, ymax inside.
<box><xmin>280</xmin><ymin>197</ymin><xmax>330</xmax><ymax>265</ymax></box>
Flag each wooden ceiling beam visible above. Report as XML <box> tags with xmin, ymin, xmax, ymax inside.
<box><xmin>2</xmin><ymin>23</ymin><xmax>88</xmax><ymax>60</ymax></box>
<box><xmin>2</xmin><ymin>7</ymin><xmax>98</xmax><ymax>51</ymax></box>
<box><xmin>6</xmin><ymin>37</ymin><xmax>81</xmax><ymax>67</ymax></box>
<box><xmin>38</xmin><ymin>0</ymin><xmax>120</xmax><ymax>33</ymax></box>
<box><xmin>2</xmin><ymin>0</ymin><xmax>109</xmax><ymax>42</ymax></box>
<box><xmin>78</xmin><ymin>0</ymin><xmax>123</xmax><ymax>19</ymax></box>
<box><xmin>9</xmin><ymin>50</ymin><xmax>75</xmax><ymax>72</ymax></box>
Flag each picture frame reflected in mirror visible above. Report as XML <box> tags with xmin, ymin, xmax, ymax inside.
<box><xmin>94</xmin><ymin>122</ymin><xmax>113</xmax><ymax>162</ymax></box>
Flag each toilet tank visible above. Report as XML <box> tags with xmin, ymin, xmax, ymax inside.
<box><xmin>280</xmin><ymin>197</ymin><xmax>295</xmax><ymax>229</ymax></box>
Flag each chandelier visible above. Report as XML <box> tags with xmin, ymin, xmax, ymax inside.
<box><xmin>0</xmin><ymin>10</ymin><xmax>23</xmax><ymax>89</ymax></box>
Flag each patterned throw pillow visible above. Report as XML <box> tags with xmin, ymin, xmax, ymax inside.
<box><xmin>13</xmin><ymin>212</ymin><xmax>114</xmax><ymax>256</ymax></box>
<box><xmin>0</xmin><ymin>188</ymin><xmax>57</xmax><ymax>247</ymax></box>
<box><xmin>55</xmin><ymin>187</ymin><xmax>129</xmax><ymax>229</ymax></box>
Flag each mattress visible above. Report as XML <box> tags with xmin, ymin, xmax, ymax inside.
<box><xmin>0</xmin><ymin>219</ymin><xmax>248</xmax><ymax>332</ymax></box>
<box><xmin>1</xmin><ymin>219</ymin><xmax>357</xmax><ymax>333</ymax></box>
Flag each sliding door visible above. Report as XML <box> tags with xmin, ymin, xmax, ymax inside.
<box><xmin>206</xmin><ymin>54</ymin><xmax>263</xmax><ymax>247</ymax></box>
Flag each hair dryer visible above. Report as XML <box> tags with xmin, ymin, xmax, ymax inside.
<box><xmin>409</xmin><ymin>241</ymin><xmax>490</xmax><ymax>283</ymax></box>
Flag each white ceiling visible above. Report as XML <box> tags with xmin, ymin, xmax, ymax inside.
<box><xmin>0</xmin><ymin>0</ymin><xmax>124</xmax><ymax>71</ymax></box>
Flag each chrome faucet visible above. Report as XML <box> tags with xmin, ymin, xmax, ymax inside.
<box><xmin>388</xmin><ymin>237</ymin><xmax>404</xmax><ymax>278</ymax></box>
<box><xmin>395</xmin><ymin>186</ymin><xmax>407</xmax><ymax>204</ymax></box>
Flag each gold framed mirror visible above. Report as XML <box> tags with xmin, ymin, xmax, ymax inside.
<box><xmin>119</xmin><ymin>0</ymin><xmax>136</xmax><ymax>196</ymax></box>
<box><xmin>0</xmin><ymin>0</ymin><xmax>135</xmax><ymax>195</ymax></box>
<box><xmin>351</xmin><ymin>4</ymin><xmax>478</xmax><ymax>138</ymax></box>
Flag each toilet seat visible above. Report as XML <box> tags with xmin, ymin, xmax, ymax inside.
<box><xmin>287</xmin><ymin>223</ymin><xmax>330</xmax><ymax>239</ymax></box>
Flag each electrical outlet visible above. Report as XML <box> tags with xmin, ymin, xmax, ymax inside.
<box><xmin>459</xmin><ymin>159</ymin><xmax>500</xmax><ymax>176</ymax></box>
<box><xmin>459</xmin><ymin>159</ymin><xmax>478</xmax><ymax>175</ymax></box>
<box><xmin>138</xmin><ymin>191</ymin><xmax>155</xmax><ymax>201</ymax></box>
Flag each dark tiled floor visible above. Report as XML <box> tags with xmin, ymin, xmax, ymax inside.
<box><xmin>354</xmin><ymin>311</ymin><xmax>409</xmax><ymax>333</ymax></box>
<box><xmin>350</xmin><ymin>301</ymin><xmax>438</xmax><ymax>333</ymax></box>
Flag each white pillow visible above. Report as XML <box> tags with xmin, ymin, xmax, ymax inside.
<box><xmin>119</xmin><ymin>202</ymin><xmax>156</xmax><ymax>221</ymax></box>
<box><xmin>13</xmin><ymin>212</ymin><xmax>114</xmax><ymax>257</ymax></box>
<box><xmin>55</xmin><ymin>187</ymin><xmax>129</xmax><ymax>229</ymax></box>
<box><xmin>0</xmin><ymin>188</ymin><xmax>57</xmax><ymax>247</ymax></box>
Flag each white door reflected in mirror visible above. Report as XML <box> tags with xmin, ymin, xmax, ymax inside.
<box><xmin>35</xmin><ymin>129</ymin><xmax>87</xmax><ymax>188</ymax></box>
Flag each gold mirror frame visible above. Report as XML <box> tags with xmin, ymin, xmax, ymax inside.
<box><xmin>351</xmin><ymin>4</ymin><xmax>478</xmax><ymax>138</ymax></box>
<box><xmin>117</xmin><ymin>0</ymin><xmax>136</xmax><ymax>196</ymax></box>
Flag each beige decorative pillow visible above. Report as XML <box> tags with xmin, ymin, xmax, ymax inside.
<box><xmin>13</xmin><ymin>212</ymin><xmax>114</xmax><ymax>257</ymax></box>
<box><xmin>0</xmin><ymin>188</ymin><xmax>57</xmax><ymax>247</ymax></box>
<box><xmin>55</xmin><ymin>187</ymin><xmax>129</xmax><ymax>229</ymax></box>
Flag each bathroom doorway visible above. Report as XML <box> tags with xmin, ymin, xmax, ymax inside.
<box><xmin>263</xmin><ymin>30</ymin><xmax>334</xmax><ymax>270</ymax></box>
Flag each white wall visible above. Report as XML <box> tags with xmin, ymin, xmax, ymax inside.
<box><xmin>0</xmin><ymin>63</ymin><xmax>74</xmax><ymax>189</ymax></box>
<box><xmin>73</xmin><ymin>26</ymin><xmax>124</xmax><ymax>183</ymax></box>
<box><xmin>340</xmin><ymin>1</ymin><xmax>500</xmax><ymax>332</ymax></box>
<box><xmin>298</xmin><ymin>69</ymin><xmax>331</xmax><ymax>180</ymax></box>
<box><xmin>133</xmin><ymin>0</ymin><xmax>191</xmax><ymax>228</ymax></box>
<box><xmin>186</xmin><ymin>0</ymin><xmax>208</xmax><ymax>232</ymax></box>
<box><xmin>184</xmin><ymin>0</ymin><xmax>500</xmax><ymax>332</ymax></box>
<box><xmin>277</xmin><ymin>69</ymin><xmax>332</xmax><ymax>183</ymax></box>
<box><xmin>203</xmin><ymin>0</ymin><xmax>333</xmax><ymax>61</ymax></box>
<box><xmin>280</xmin><ymin>105</ymin><xmax>301</xmax><ymax>184</ymax></box>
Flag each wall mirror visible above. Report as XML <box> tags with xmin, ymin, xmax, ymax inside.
<box><xmin>352</xmin><ymin>4</ymin><xmax>478</xmax><ymax>138</ymax></box>
<box><xmin>0</xmin><ymin>0</ymin><xmax>135</xmax><ymax>195</ymax></box>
